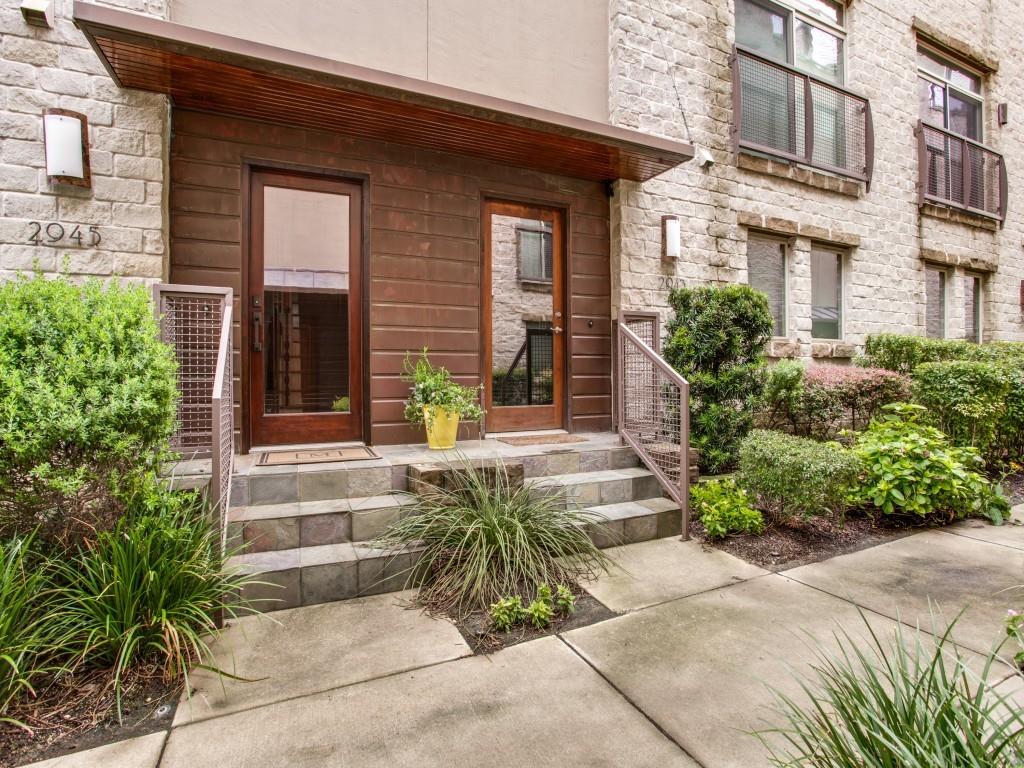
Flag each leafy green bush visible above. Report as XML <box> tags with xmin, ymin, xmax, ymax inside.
<box><xmin>0</xmin><ymin>274</ymin><xmax>178</xmax><ymax>547</ymax></box>
<box><xmin>911</xmin><ymin>360</ymin><xmax>1024</xmax><ymax>464</ymax></box>
<box><xmin>375</xmin><ymin>458</ymin><xmax>611</xmax><ymax>614</ymax></box>
<box><xmin>555</xmin><ymin>585</ymin><xmax>576</xmax><ymax>615</ymax></box>
<box><xmin>488</xmin><ymin>596</ymin><xmax>525</xmax><ymax>631</ymax></box>
<box><xmin>760</xmin><ymin>362</ymin><xmax>908</xmax><ymax>440</ymax></box>
<box><xmin>761</xmin><ymin>614</ymin><xmax>1024</xmax><ymax>767</ymax></box>
<box><xmin>860</xmin><ymin>333</ymin><xmax>1024</xmax><ymax>374</ymax></box>
<box><xmin>402</xmin><ymin>348</ymin><xmax>483</xmax><ymax>426</ymax></box>
<box><xmin>737</xmin><ymin>430</ymin><xmax>861</xmax><ymax>521</ymax></box>
<box><xmin>663</xmin><ymin>285</ymin><xmax>773</xmax><ymax>473</ymax></box>
<box><xmin>850</xmin><ymin>404</ymin><xmax>1008</xmax><ymax>523</ymax></box>
<box><xmin>53</xmin><ymin>487</ymin><xmax>254</xmax><ymax>712</ymax></box>
<box><xmin>1007</xmin><ymin>608</ymin><xmax>1024</xmax><ymax>668</ymax></box>
<box><xmin>690</xmin><ymin>478</ymin><xmax>764</xmax><ymax>539</ymax></box>
<box><xmin>525</xmin><ymin>598</ymin><xmax>553</xmax><ymax>629</ymax></box>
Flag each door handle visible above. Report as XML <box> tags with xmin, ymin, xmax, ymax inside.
<box><xmin>252</xmin><ymin>309</ymin><xmax>263</xmax><ymax>352</ymax></box>
<box><xmin>552</xmin><ymin>326</ymin><xmax>563</xmax><ymax>335</ymax></box>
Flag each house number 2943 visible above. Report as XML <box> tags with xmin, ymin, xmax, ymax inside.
<box><xmin>26</xmin><ymin>222</ymin><xmax>101</xmax><ymax>247</ymax></box>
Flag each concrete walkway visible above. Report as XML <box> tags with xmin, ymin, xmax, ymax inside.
<box><xmin>25</xmin><ymin>510</ymin><xmax>1024</xmax><ymax>768</ymax></box>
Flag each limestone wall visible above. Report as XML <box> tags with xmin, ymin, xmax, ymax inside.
<box><xmin>608</xmin><ymin>0</ymin><xmax>1024</xmax><ymax>357</ymax></box>
<box><xmin>0</xmin><ymin>0</ymin><xmax>169</xmax><ymax>285</ymax></box>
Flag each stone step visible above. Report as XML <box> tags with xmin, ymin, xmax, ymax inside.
<box><xmin>582</xmin><ymin>497</ymin><xmax>681</xmax><ymax>548</ymax></box>
<box><xmin>230</xmin><ymin>496</ymin><xmax>681</xmax><ymax>613</ymax></box>
<box><xmin>227</xmin><ymin>494</ymin><xmax>417</xmax><ymax>553</ymax></box>
<box><xmin>531</xmin><ymin>467</ymin><xmax>664</xmax><ymax>508</ymax></box>
<box><xmin>231</xmin><ymin>441</ymin><xmax>642</xmax><ymax>508</ymax></box>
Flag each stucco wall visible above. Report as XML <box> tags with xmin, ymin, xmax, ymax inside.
<box><xmin>0</xmin><ymin>0</ymin><xmax>169</xmax><ymax>285</ymax></box>
<box><xmin>608</xmin><ymin>0</ymin><xmax>1024</xmax><ymax>357</ymax></box>
<box><xmin>168</xmin><ymin>0</ymin><xmax>610</xmax><ymax>123</ymax></box>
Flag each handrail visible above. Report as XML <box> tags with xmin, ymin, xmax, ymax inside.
<box><xmin>916</xmin><ymin>119</ymin><xmax>1007</xmax><ymax>222</ymax></box>
<box><xmin>616</xmin><ymin>315</ymin><xmax>691</xmax><ymax>538</ymax></box>
<box><xmin>210</xmin><ymin>302</ymin><xmax>234</xmax><ymax>520</ymax></box>
<box><xmin>732</xmin><ymin>45</ymin><xmax>873</xmax><ymax>185</ymax></box>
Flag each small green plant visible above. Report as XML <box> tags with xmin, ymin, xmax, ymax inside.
<box><xmin>489</xmin><ymin>596</ymin><xmax>526</xmax><ymax>632</ymax></box>
<box><xmin>850</xmin><ymin>404</ymin><xmax>1008</xmax><ymax>523</ymax></box>
<box><xmin>737</xmin><ymin>430</ymin><xmax>861</xmax><ymax>522</ymax></box>
<box><xmin>402</xmin><ymin>348</ymin><xmax>483</xmax><ymax>427</ymax></box>
<box><xmin>374</xmin><ymin>457</ymin><xmax>612</xmax><ymax>614</ymax></box>
<box><xmin>690</xmin><ymin>478</ymin><xmax>765</xmax><ymax>539</ymax></box>
<box><xmin>760</xmin><ymin>613</ymin><xmax>1024</xmax><ymax>767</ymax></box>
<box><xmin>525</xmin><ymin>598</ymin><xmax>554</xmax><ymax>629</ymax></box>
<box><xmin>1007</xmin><ymin>609</ymin><xmax>1024</xmax><ymax>668</ymax></box>
<box><xmin>53</xmin><ymin>487</ymin><xmax>255</xmax><ymax>716</ymax></box>
<box><xmin>330</xmin><ymin>395</ymin><xmax>350</xmax><ymax>412</ymax></box>
<box><xmin>536</xmin><ymin>583</ymin><xmax>553</xmax><ymax>608</ymax></box>
<box><xmin>555</xmin><ymin>585</ymin><xmax>576</xmax><ymax>615</ymax></box>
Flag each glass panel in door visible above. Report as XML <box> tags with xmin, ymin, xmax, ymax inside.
<box><xmin>485</xmin><ymin>201</ymin><xmax>564</xmax><ymax>432</ymax></box>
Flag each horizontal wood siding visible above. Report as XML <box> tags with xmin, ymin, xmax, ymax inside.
<box><xmin>169</xmin><ymin>109</ymin><xmax>611</xmax><ymax>447</ymax></box>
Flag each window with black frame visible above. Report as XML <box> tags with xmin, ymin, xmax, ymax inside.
<box><xmin>736</xmin><ymin>0</ymin><xmax>847</xmax><ymax>169</ymax></box>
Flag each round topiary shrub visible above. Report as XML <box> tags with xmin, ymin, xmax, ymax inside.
<box><xmin>663</xmin><ymin>284</ymin><xmax>773</xmax><ymax>473</ymax></box>
<box><xmin>0</xmin><ymin>275</ymin><xmax>178</xmax><ymax>546</ymax></box>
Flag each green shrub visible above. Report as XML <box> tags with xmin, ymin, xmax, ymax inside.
<box><xmin>690</xmin><ymin>478</ymin><xmax>764</xmax><ymax>539</ymax></box>
<box><xmin>760</xmin><ymin>363</ymin><xmax>909</xmax><ymax>440</ymax></box>
<box><xmin>488</xmin><ymin>596</ymin><xmax>526</xmax><ymax>631</ymax></box>
<box><xmin>861</xmin><ymin>333</ymin><xmax>1024</xmax><ymax>374</ymax></box>
<box><xmin>850</xmin><ymin>404</ymin><xmax>1008</xmax><ymax>523</ymax></box>
<box><xmin>663</xmin><ymin>285</ymin><xmax>774</xmax><ymax>473</ymax></box>
<box><xmin>555</xmin><ymin>585</ymin><xmax>576</xmax><ymax>615</ymax></box>
<box><xmin>1007</xmin><ymin>609</ymin><xmax>1024</xmax><ymax>668</ymax></box>
<box><xmin>737</xmin><ymin>430</ymin><xmax>861</xmax><ymax>521</ymax></box>
<box><xmin>53</xmin><ymin>486</ymin><xmax>254</xmax><ymax>713</ymax></box>
<box><xmin>911</xmin><ymin>360</ymin><xmax>1024</xmax><ymax>464</ymax></box>
<box><xmin>760</xmin><ymin>613</ymin><xmax>1024</xmax><ymax>767</ymax></box>
<box><xmin>374</xmin><ymin>457</ymin><xmax>612</xmax><ymax>614</ymax></box>
<box><xmin>525</xmin><ymin>598</ymin><xmax>553</xmax><ymax>629</ymax></box>
<box><xmin>0</xmin><ymin>274</ymin><xmax>178</xmax><ymax>547</ymax></box>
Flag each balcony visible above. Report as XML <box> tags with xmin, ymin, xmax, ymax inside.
<box><xmin>731</xmin><ymin>46</ymin><xmax>873</xmax><ymax>186</ymax></box>
<box><xmin>916</xmin><ymin>121</ymin><xmax>1007</xmax><ymax>222</ymax></box>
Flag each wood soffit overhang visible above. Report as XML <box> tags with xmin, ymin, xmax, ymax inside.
<box><xmin>73</xmin><ymin>2</ymin><xmax>693</xmax><ymax>184</ymax></box>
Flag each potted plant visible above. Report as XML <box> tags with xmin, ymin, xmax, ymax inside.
<box><xmin>402</xmin><ymin>348</ymin><xmax>483</xmax><ymax>449</ymax></box>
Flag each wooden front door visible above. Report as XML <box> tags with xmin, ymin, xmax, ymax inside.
<box><xmin>483</xmin><ymin>200</ymin><xmax>566</xmax><ymax>432</ymax></box>
<box><xmin>248</xmin><ymin>170</ymin><xmax>362</xmax><ymax>445</ymax></box>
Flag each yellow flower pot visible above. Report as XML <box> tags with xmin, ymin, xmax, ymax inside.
<box><xmin>423</xmin><ymin>406</ymin><xmax>460</xmax><ymax>450</ymax></box>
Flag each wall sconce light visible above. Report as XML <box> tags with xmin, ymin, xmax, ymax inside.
<box><xmin>43</xmin><ymin>109</ymin><xmax>90</xmax><ymax>188</ymax></box>
<box><xmin>998</xmin><ymin>103</ymin><xmax>1009</xmax><ymax>126</ymax></box>
<box><xmin>20</xmin><ymin>0</ymin><xmax>52</xmax><ymax>27</ymax></box>
<box><xmin>662</xmin><ymin>215</ymin><xmax>681</xmax><ymax>261</ymax></box>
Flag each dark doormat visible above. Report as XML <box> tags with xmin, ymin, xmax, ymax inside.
<box><xmin>496</xmin><ymin>434</ymin><xmax>588</xmax><ymax>447</ymax></box>
<box><xmin>257</xmin><ymin>446</ymin><xmax>378</xmax><ymax>466</ymax></box>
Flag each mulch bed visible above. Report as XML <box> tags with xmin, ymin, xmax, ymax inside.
<box><xmin>1002</xmin><ymin>470</ymin><xmax>1024</xmax><ymax>506</ymax></box>
<box><xmin>693</xmin><ymin>512</ymin><xmax>921</xmax><ymax>572</ymax></box>
<box><xmin>450</xmin><ymin>588</ymin><xmax>617</xmax><ymax>655</ymax></box>
<box><xmin>0</xmin><ymin>668</ymin><xmax>179</xmax><ymax>768</ymax></box>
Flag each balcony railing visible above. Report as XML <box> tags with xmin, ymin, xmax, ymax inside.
<box><xmin>732</xmin><ymin>45</ymin><xmax>874</xmax><ymax>186</ymax></box>
<box><xmin>916</xmin><ymin>120</ymin><xmax>1007</xmax><ymax>222</ymax></box>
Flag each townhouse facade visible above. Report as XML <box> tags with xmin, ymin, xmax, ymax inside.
<box><xmin>0</xmin><ymin>0</ymin><xmax>1021</xmax><ymax>450</ymax></box>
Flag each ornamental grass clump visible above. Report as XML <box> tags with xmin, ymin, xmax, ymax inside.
<box><xmin>759</xmin><ymin>613</ymin><xmax>1024</xmax><ymax>767</ymax></box>
<box><xmin>375</xmin><ymin>457</ymin><xmax>612</xmax><ymax>615</ymax></box>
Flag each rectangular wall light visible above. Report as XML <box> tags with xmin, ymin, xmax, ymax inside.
<box><xmin>43</xmin><ymin>109</ymin><xmax>90</xmax><ymax>188</ymax></box>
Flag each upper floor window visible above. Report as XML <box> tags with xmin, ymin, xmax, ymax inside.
<box><xmin>917</xmin><ymin>46</ymin><xmax>983</xmax><ymax>141</ymax></box>
<box><xmin>736</xmin><ymin>0</ymin><xmax>845</xmax><ymax>84</ymax></box>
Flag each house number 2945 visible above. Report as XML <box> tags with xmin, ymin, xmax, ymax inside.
<box><xmin>26</xmin><ymin>222</ymin><xmax>101</xmax><ymax>247</ymax></box>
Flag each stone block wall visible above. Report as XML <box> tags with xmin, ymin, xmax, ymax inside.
<box><xmin>0</xmin><ymin>0</ymin><xmax>169</xmax><ymax>285</ymax></box>
<box><xmin>608</xmin><ymin>0</ymin><xmax>1024</xmax><ymax>357</ymax></box>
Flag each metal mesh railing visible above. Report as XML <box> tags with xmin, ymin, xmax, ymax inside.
<box><xmin>616</xmin><ymin>315</ymin><xmax>690</xmax><ymax>538</ymax></box>
<box><xmin>154</xmin><ymin>284</ymin><xmax>234</xmax><ymax>518</ymax></box>
<box><xmin>732</xmin><ymin>46</ymin><xmax>873</xmax><ymax>185</ymax></box>
<box><xmin>917</xmin><ymin>120</ymin><xmax>1007</xmax><ymax>221</ymax></box>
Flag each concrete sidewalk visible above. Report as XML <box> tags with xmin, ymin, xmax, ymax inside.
<box><xmin>25</xmin><ymin>510</ymin><xmax>1024</xmax><ymax>768</ymax></box>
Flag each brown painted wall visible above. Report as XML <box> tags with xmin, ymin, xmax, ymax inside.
<box><xmin>168</xmin><ymin>109</ymin><xmax>611</xmax><ymax>447</ymax></box>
